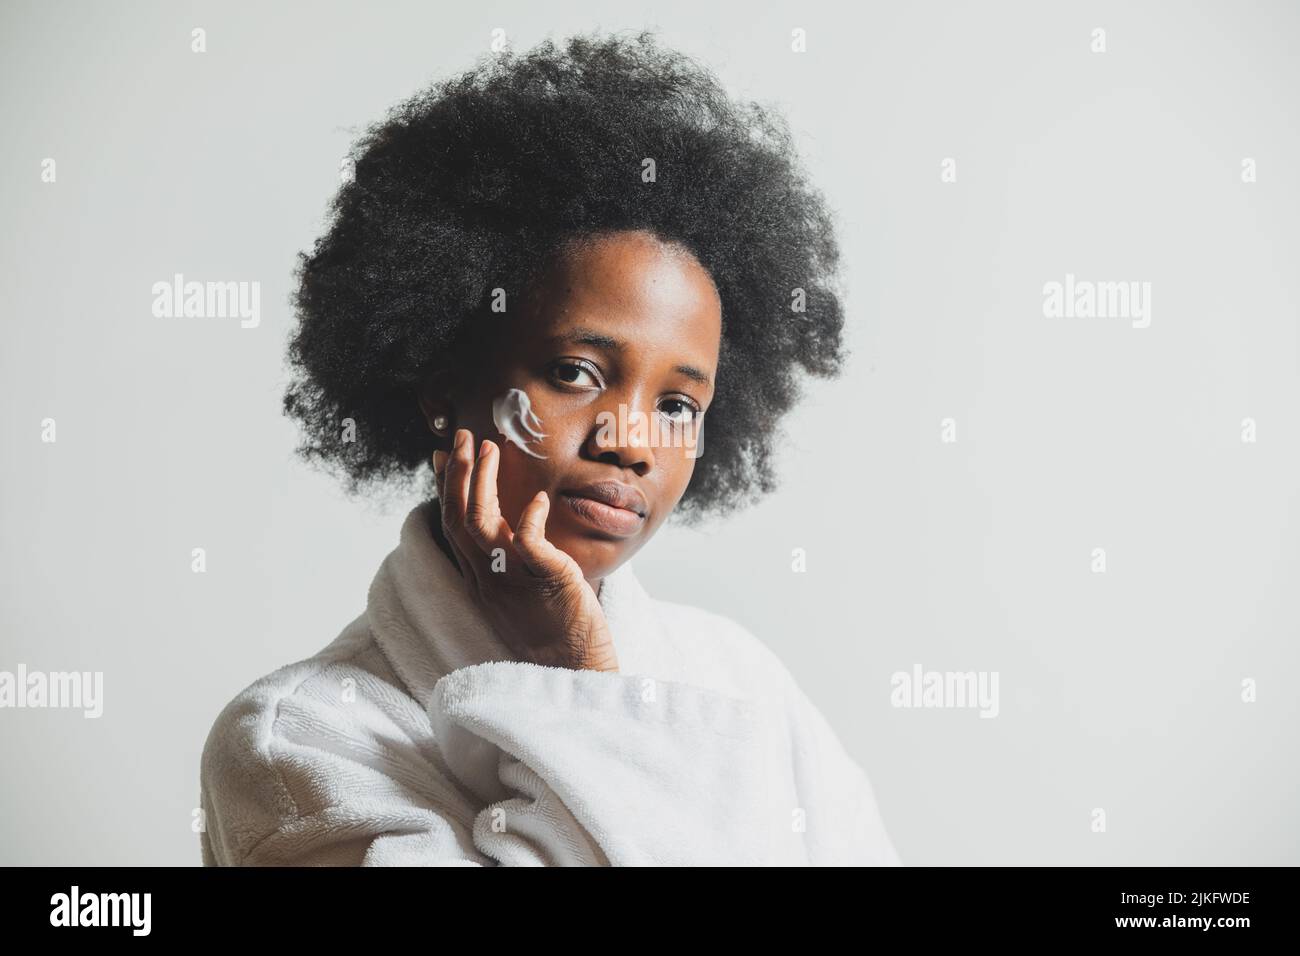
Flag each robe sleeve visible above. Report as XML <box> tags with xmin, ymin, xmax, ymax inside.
<box><xmin>199</xmin><ymin>658</ymin><xmax>792</xmax><ymax>866</ymax></box>
<box><xmin>426</xmin><ymin>660</ymin><xmax>801</xmax><ymax>865</ymax></box>
<box><xmin>198</xmin><ymin>675</ymin><xmax>495</xmax><ymax>867</ymax></box>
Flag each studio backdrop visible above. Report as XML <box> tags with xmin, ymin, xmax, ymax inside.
<box><xmin>1</xmin><ymin>0</ymin><xmax>1296</xmax><ymax>865</ymax></box>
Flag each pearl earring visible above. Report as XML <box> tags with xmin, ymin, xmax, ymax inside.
<box><xmin>432</xmin><ymin>415</ymin><xmax>449</xmax><ymax>433</ymax></box>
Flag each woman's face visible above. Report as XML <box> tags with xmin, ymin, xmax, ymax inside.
<box><xmin>420</xmin><ymin>229</ymin><xmax>722</xmax><ymax>587</ymax></box>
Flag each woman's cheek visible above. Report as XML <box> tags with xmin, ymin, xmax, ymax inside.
<box><xmin>490</xmin><ymin>386</ymin><xmax>550</xmax><ymax>460</ymax></box>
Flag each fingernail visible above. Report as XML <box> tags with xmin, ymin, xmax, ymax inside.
<box><xmin>478</xmin><ymin>439</ymin><xmax>490</xmax><ymax>460</ymax></box>
<box><xmin>432</xmin><ymin>450</ymin><xmax>447</xmax><ymax>472</ymax></box>
<box><xmin>455</xmin><ymin>429</ymin><xmax>467</xmax><ymax>451</ymax></box>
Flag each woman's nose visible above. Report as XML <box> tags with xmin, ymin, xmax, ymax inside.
<box><xmin>584</xmin><ymin>399</ymin><xmax>656</xmax><ymax>475</ymax></box>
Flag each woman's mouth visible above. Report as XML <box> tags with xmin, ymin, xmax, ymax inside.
<box><xmin>559</xmin><ymin>492</ymin><xmax>646</xmax><ymax>538</ymax></box>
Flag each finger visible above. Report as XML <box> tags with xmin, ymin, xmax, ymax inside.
<box><xmin>430</xmin><ymin>447</ymin><xmax>475</xmax><ymax>580</ymax></box>
<box><xmin>432</xmin><ymin>449</ymin><xmax>448</xmax><ymax>502</ymax></box>
<box><xmin>465</xmin><ymin>439</ymin><xmax>512</xmax><ymax>556</ymax></box>
<box><xmin>441</xmin><ymin>428</ymin><xmax>485</xmax><ymax>585</ymax></box>
<box><xmin>511</xmin><ymin>492</ymin><xmax>574</xmax><ymax>580</ymax></box>
<box><xmin>433</xmin><ymin>449</ymin><xmax>466</xmax><ymax>561</ymax></box>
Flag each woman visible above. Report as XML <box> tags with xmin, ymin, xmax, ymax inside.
<box><xmin>199</xmin><ymin>29</ymin><xmax>900</xmax><ymax>866</ymax></box>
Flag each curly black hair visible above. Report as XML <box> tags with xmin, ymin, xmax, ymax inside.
<box><xmin>283</xmin><ymin>28</ymin><xmax>847</xmax><ymax>525</ymax></box>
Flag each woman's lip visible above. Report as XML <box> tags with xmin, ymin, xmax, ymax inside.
<box><xmin>559</xmin><ymin>493</ymin><xmax>646</xmax><ymax>537</ymax></box>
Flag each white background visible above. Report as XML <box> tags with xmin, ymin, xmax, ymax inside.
<box><xmin>1</xmin><ymin>0</ymin><xmax>1296</xmax><ymax>864</ymax></box>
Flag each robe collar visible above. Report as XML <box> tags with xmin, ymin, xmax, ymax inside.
<box><xmin>366</xmin><ymin>499</ymin><xmax>661</xmax><ymax>712</ymax></box>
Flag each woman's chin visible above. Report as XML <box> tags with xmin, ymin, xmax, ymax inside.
<box><xmin>546</xmin><ymin>530</ymin><xmax>632</xmax><ymax>584</ymax></box>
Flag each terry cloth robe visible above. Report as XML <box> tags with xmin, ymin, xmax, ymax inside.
<box><xmin>198</xmin><ymin>500</ymin><xmax>901</xmax><ymax>866</ymax></box>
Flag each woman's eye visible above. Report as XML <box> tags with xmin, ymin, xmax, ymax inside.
<box><xmin>660</xmin><ymin>398</ymin><xmax>701</xmax><ymax>424</ymax></box>
<box><xmin>551</xmin><ymin>361</ymin><xmax>601</xmax><ymax>388</ymax></box>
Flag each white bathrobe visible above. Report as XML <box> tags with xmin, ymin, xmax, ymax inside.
<box><xmin>198</xmin><ymin>500</ymin><xmax>901</xmax><ymax>866</ymax></box>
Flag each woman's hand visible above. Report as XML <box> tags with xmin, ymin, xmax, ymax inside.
<box><xmin>432</xmin><ymin>428</ymin><xmax>620</xmax><ymax>673</ymax></box>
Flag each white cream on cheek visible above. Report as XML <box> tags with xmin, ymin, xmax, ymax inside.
<box><xmin>491</xmin><ymin>387</ymin><xmax>548</xmax><ymax>459</ymax></box>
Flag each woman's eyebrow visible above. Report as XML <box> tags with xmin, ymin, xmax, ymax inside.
<box><xmin>550</xmin><ymin>326</ymin><xmax>713</xmax><ymax>388</ymax></box>
<box><xmin>551</xmin><ymin>327</ymin><xmax>623</xmax><ymax>351</ymax></box>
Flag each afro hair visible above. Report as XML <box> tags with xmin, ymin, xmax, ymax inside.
<box><xmin>282</xmin><ymin>28</ymin><xmax>848</xmax><ymax>525</ymax></box>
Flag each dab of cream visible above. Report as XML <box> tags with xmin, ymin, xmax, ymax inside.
<box><xmin>492</xmin><ymin>388</ymin><xmax>548</xmax><ymax>459</ymax></box>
